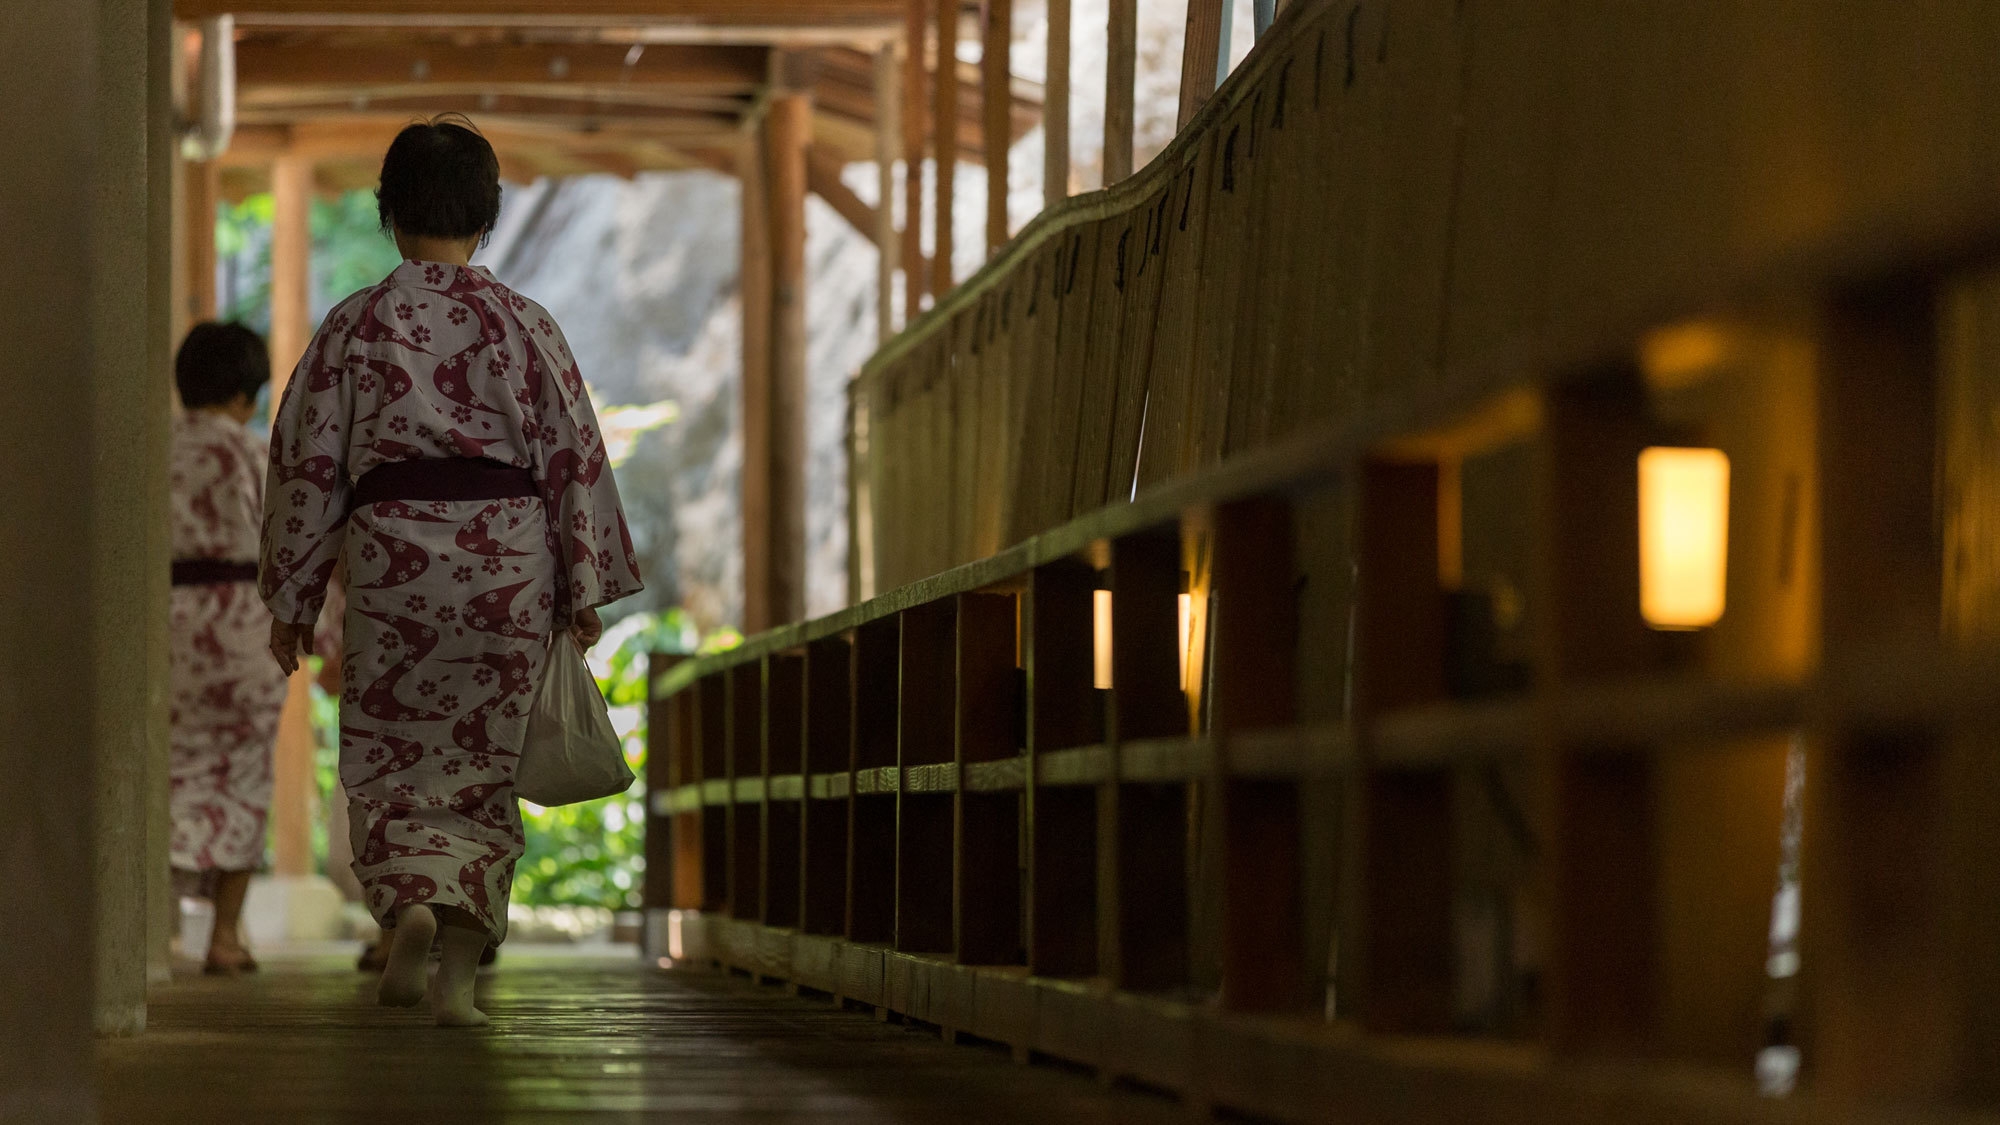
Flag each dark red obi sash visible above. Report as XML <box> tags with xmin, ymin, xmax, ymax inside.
<box><xmin>170</xmin><ymin>559</ymin><xmax>260</xmax><ymax>586</ymax></box>
<box><xmin>352</xmin><ymin>458</ymin><xmax>538</xmax><ymax>507</ymax></box>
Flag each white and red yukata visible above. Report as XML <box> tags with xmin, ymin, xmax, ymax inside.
<box><xmin>169</xmin><ymin>411</ymin><xmax>289</xmax><ymax>874</ymax></box>
<box><xmin>260</xmin><ymin>259</ymin><xmax>642</xmax><ymax>944</ymax></box>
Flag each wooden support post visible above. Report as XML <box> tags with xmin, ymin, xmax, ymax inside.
<box><xmin>874</xmin><ymin>44</ymin><xmax>900</xmax><ymax>342</ymax></box>
<box><xmin>1177</xmin><ymin>0</ymin><xmax>1226</xmax><ymax>130</ymax></box>
<box><xmin>1027</xmin><ymin>560</ymin><xmax>1100</xmax><ymax>976</ymax></box>
<box><xmin>901</xmin><ymin>0</ymin><xmax>929</xmax><ymax>322</ymax></box>
<box><xmin>897</xmin><ymin>601</ymin><xmax>957</xmax><ymax>953</ymax></box>
<box><xmin>764</xmin><ymin>653</ymin><xmax>805</xmax><ymax>928</ymax></box>
<box><xmin>1106</xmin><ymin>531</ymin><xmax>1189</xmax><ymax>990</ymax></box>
<box><xmin>768</xmin><ymin>95</ymin><xmax>810</xmax><ymax>629</ymax></box>
<box><xmin>1353</xmin><ymin>464</ymin><xmax>1454</xmax><ymax>1031</ymax></box>
<box><xmin>267</xmin><ymin>153</ymin><xmax>318</xmax><ymax>881</ymax></box>
<box><xmin>931</xmin><ymin>0</ymin><xmax>959</xmax><ymax>295</ymax></box>
<box><xmin>803</xmin><ymin>636</ymin><xmax>853</xmax><ymax>935</ymax></box>
<box><xmin>1535</xmin><ymin>370</ymin><xmax>1664</xmax><ymax>1057</ymax></box>
<box><xmin>850</xmin><ymin>618</ymin><xmax>900</xmax><ymax>942</ymax></box>
<box><xmin>728</xmin><ymin>663</ymin><xmax>763</xmax><ymax>921</ymax></box>
<box><xmin>955</xmin><ymin>592</ymin><xmax>1021</xmax><ymax>964</ymax></box>
<box><xmin>1043</xmin><ymin>0</ymin><xmax>1070</xmax><ymax>208</ymax></box>
<box><xmin>1804</xmin><ymin>282</ymin><xmax>2000</xmax><ymax>1104</ymax></box>
<box><xmin>1212</xmin><ymin>499</ymin><xmax>1306</xmax><ymax>1012</ymax></box>
<box><xmin>1104</xmin><ymin>0</ymin><xmax>1137</xmax><ymax>183</ymax></box>
<box><xmin>182</xmin><ymin>160</ymin><xmax>220</xmax><ymax>332</ymax></box>
<box><xmin>740</xmin><ymin>135</ymin><xmax>774</xmax><ymax>633</ymax></box>
<box><xmin>981</xmin><ymin>0</ymin><xmax>1012</xmax><ymax>257</ymax></box>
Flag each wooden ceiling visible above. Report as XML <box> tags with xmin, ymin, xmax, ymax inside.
<box><xmin>185</xmin><ymin>0</ymin><xmax>1042</xmax><ymax>192</ymax></box>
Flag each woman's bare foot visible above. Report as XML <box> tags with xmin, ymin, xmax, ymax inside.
<box><xmin>431</xmin><ymin>923</ymin><xmax>490</xmax><ymax>1028</ymax></box>
<box><xmin>377</xmin><ymin>903</ymin><xmax>437</xmax><ymax>1008</ymax></box>
<box><xmin>203</xmin><ymin>941</ymin><xmax>259</xmax><ymax>975</ymax></box>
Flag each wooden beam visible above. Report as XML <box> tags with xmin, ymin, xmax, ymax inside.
<box><xmin>1104</xmin><ymin>0</ymin><xmax>1135</xmax><ymax>183</ymax></box>
<box><xmin>900</xmin><ymin>0</ymin><xmax>927</xmax><ymax>321</ymax></box>
<box><xmin>930</xmin><ymin>0</ymin><xmax>957</xmax><ymax>295</ymax></box>
<box><xmin>806</xmin><ymin>144</ymin><xmax>875</xmax><ymax>240</ymax></box>
<box><xmin>177</xmin><ymin>0</ymin><xmax>905</xmax><ymax>28</ymax></box>
<box><xmin>235</xmin><ymin>41</ymin><xmax>768</xmax><ymax>90</ymax></box>
<box><xmin>1176</xmin><ymin>0</ymin><xmax>1224</xmax><ymax>130</ymax></box>
<box><xmin>1043</xmin><ymin>0</ymin><xmax>1069</xmax><ymax>208</ymax></box>
<box><xmin>873</xmin><ymin>43</ymin><xmax>899</xmax><ymax>341</ymax></box>
<box><xmin>766</xmin><ymin>94</ymin><xmax>811</xmax><ymax>629</ymax></box>
<box><xmin>237</xmin><ymin>94</ymin><xmax>741</xmax><ymax>130</ymax></box>
<box><xmin>981</xmin><ymin>0</ymin><xmax>1011</xmax><ymax>256</ymax></box>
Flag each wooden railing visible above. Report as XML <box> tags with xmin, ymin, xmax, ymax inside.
<box><xmin>645</xmin><ymin>1</ymin><xmax>2000</xmax><ymax>1120</ymax></box>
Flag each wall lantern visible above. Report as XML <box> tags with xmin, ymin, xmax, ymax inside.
<box><xmin>1638</xmin><ymin>446</ymin><xmax>1730</xmax><ymax>630</ymax></box>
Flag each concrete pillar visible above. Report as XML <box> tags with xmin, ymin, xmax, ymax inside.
<box><xmin>90</xmin><ymin>0</ymin><xmax>159</xmax><ymax>1040</ymax></box>
<box><xmin>145</xmin><ymin>0</ymin><xmax>176</xmax><ymax>986</ymax></box>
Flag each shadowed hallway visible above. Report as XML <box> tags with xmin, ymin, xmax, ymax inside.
<box><xmin>98</xmin><ymin>950</ymin><xmax>1186</xmax><ymax>1122</ymax></box>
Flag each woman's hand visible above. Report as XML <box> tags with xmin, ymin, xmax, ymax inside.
<box><xmin>270</xmin><ymin>618</ymin><xmax>312</xmax><ymax>676</ymax></box>
<box><xmin>571</xmin><ymin>605</ymin><xmax>603</xmax><ymax>650</ymax></box>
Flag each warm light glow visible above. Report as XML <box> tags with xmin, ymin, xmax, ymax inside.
<box><xmin>1177</xmin><ymin>592</ymin><xmax>1192</xmax><ymax>690</ymax></box>
<box><xmin>666</xmin><ymin>910</ymin><xmax>686</xmax><ymax>960</ymax></box>
<box><xmin>1093</xmin><ymin>589</ymin><xmax>1114</xmax><ymax>690</ymax></box>
<box><xmin>1639</xmin><ymin>447</ymin><xmax>1730</xmax><ymax>629</ymax></box>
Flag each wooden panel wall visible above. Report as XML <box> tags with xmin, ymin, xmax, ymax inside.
<box><xmin>854</xmin><ymin>0</ymin><xmax>2000</xmax><ymax>594</ymax></box>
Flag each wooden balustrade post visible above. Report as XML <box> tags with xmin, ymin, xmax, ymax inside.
<box><xmin>955</xmin><ymin>592</ymin><xmax>1022</xmax><ymax>963</ymax></box>
<box><xmin>763</xmin><ymin>653</ymin><xmax>805</xmax><ymax>928</ymax></box>
<box><xmin>1105</xmin><ymin>531</ymin><xmax>1189</xmax><ymax>990</ymax></box>
<box><xmin>728</xmin><ymin>663</ymin><xmax>763</xmax><ymax>921</ymax></box>
<box><xmin>1352</xmin><ymin>463</ymin><xmax>1454</xmax><ymax>1031</ymax></box>
<box><xmin>645</xmin><ymin>655</ymin><xmax>687</xmax><ymax>919</ymax></box>
<box><xmin>1535</xmin><ymin>370</ymin><xmax>1666</xmax><ymax>1057</ymax></box>
<box><xmin>1177</xmin><ymin>0</ymin><xmax>1226</xmax><ymax>130</ymax></box>
<box><xmin>803</xmin><ymin>637</ymin><xmax>853</xmax><ymax>935</ymax></box>
<box><xmin>1212</xmin><ymin>499</ymin><xmax>1307</xmax><ymax>1012</ymax></box>
<box><xmin>850</xmin><ymin>618</ymin><xmax>900</xmax><ymax>942</ymax></box>
<box><xmin>897</xmin><ymin>601</ymin><xmax>958</xmax><ymax>953</ymax></box>
<box><xmin>697</xmin><ymin>674</ymin><xmax>729</xmax><ymax>911</ymax></box>
<box><xmin>1027</xmin><ymin>560</ymin><xmax>1100</xmax><ymax>976</ymax></box>
<box><xmin>1804</xmin><ymin>281</ymin><xmax>2000</xmax><ymax>1105</ymax></box>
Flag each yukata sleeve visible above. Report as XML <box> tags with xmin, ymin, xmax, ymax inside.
<box><xmin>260</xmin><ymin>311</ymin><xmax>356</xmax><ymax>627</ymax></box>
<box><xmin>527</xmin><ymin>315</ymin><xmax>644</xmax><ymax>630</ymax></box>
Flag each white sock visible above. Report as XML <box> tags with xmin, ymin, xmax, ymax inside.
<box><xmin>376</xmin><ymin>903</ymin><xmax>436</xmax><ymax>1008</ymax></box>
<box><xmin>431</xmin><ymin>924</ymin><xmax>490</xmax><ymax>1028</ymax></box>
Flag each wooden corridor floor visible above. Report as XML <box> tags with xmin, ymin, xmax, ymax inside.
<box><xmin>97</xmin><ymin>950</ymin><xmax>1190</xmax><ymax>1123</ymax></box>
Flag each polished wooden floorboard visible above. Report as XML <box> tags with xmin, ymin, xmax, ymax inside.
<box><xmin>99</xmin><ymin>951</ymin><xmax>1186</xmax><ymax>1123</ymax></box>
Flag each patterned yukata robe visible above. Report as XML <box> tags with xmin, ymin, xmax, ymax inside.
<box><xmin>169</xmin><ymin>411</ymin><xmax>289</xmax><ymax>873</ymax></box>
<box><xmin>260</xmin><ymin>259</ymin><xmax>642</xmax><ymax>943</ymax></box>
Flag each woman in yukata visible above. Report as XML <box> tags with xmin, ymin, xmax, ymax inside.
<box><xmin>260</xmin><ymin>115</ymin><xmax>643</xmax><ymax>1027</ymax></box>
<box><xmin>169</xmin><ymin>322</ymin><xmax>290</xmax><ymax>975</ymax></box>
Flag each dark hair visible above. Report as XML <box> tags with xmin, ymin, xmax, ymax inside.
<box><xmin>375</xmin><ymin>114</ymin><xmax>502</xmax><ymax>241</ymax></box>
<box><xmin>175</xmin><ymin>321</ymin><xmax>270</xmax><ymax>409</ymax></box>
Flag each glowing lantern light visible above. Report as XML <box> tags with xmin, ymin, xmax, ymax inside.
<box><xmin>1638</xmin><ymin>446</ymin><xmax>1730</xmax><ymax>630</ymax></box>
<box><xmin>1177</xmin><ymin>592</ymin><xmax>1192</xmax><ymax>690</ymax></box>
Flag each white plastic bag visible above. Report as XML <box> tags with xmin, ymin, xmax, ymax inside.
<box><xmin>516</xmin><ymin>635</ymin><xmax>633</xmax><ymax>807</ymax></box>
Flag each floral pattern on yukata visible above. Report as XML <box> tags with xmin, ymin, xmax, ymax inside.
<box><xmin>170</xmin><ymin>411</ymin><xmax>288</xmax><ymax>872</ymax></box>
<box><xmin>260</xmin><ymin>260</ymin><xmax>642</xmax><ymax>942</ymax></box>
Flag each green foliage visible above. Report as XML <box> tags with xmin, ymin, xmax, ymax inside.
<box><xmin>214</xmin><ymin>187</ymin><xmax>402</xmax><ymax>332</ymax></box>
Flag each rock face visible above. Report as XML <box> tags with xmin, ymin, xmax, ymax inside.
<box><xmin>482</xmin><ymin>171</ymin><xmax>876</xmax><ymax>630</ymax></box>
